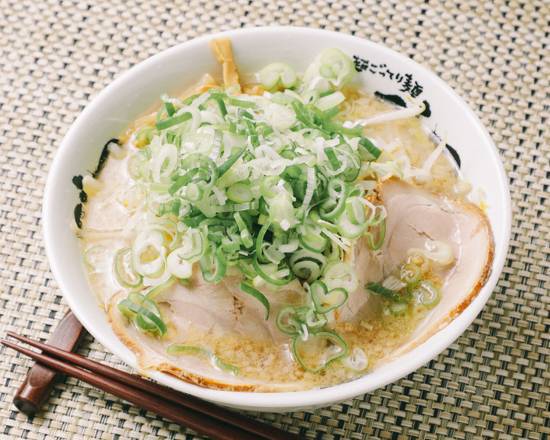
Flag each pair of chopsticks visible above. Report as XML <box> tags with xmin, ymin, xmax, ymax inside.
<box><xmin>3</xmin><ymin>333</ymin><xmax>298</xmax><ymax>440</ymax></box>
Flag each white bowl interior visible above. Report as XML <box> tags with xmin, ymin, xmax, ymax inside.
<box><xmin>43</xmin><ymin>27</ymin><xmax>510</xmax><ymax>411</ymax></box>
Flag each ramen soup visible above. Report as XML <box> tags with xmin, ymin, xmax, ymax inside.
<box><xmin>77</xmin><ymin>40</ymin><xmax>493</xmax><ymax>391</ymax></box>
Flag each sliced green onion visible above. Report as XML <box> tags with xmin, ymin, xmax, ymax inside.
<box><xmin>199</xmin><ymin>245</ymin><xmax>227</xmax><ymax>283</ymax></box>
<box><xmin>365</xmin><ymin>219</ymin><xmax>386</xmax><ymax>250</ymax></box>
<box><xmin>176</xmin><ymin>228</ymin><xmax>205</xmax><ymax>261</ymax></box>
<box><xmin>227</xmin><ymin>97</ymin><xmax>256</xmax><ymax>108</ymax></box>
<box><xmin>237</xmin><ymin>259</ymin><xmax>256</xmax><ymax>279</ymax></box>
<box><xmin>324</xmin><ymin>147</ymin><xmax>341</xmax><ymax>170</ymax></box>
<box><xmin>240</xmin><ymin>282</ymin><xmax>270</xmax><ymax>320</ymax></box>
<box><xmin>276</xmin><ymin>306</ymin><xmax>307</xmax><ymax>335</ymax></box>
<box><xmin>291</xmin><ymin>330</ymin><xmax>348</xmax><ymax>373</ymax></box>
<box><xmin>400</xmin><ymin>261</ymin><xmax>422</xmax><ymax>284</ymax></box>
<box><xmin>109</xmin><ymin>49</ymin><xmax>393</xmax><ymax>358</ymax></box>
<box><xmin>135</xmin><ymin>306</ymin><xmax>167</xmax><ymax>335</ymax></box>
<box><xmin>210</xmin><ymin>94</ymin><xmax>227</xmax><ymax>117</ymax></box>
<box><xmin>315</xmin><ymin>91</ymin><xmax>345</xmax><ymax>111</ymax></box>
<box><xmin>132</xmin><ymin>230</ymin><xmax>166</xmax><ymax>278</ymax></box>
<box><xmin>118</xmin><ymin>293</ymin><xmax>167</xmax><ymax>336</ymax></box>
<box><xmin>234</xmin><ymin>212</ymin><xmax>254</xmax><ymax>248</ymax></box>
<box><xmin>167</xmin><ymin>344</ymin><xmax>239</xmax><ymax>375</ymax></box>
<box><xmin>227</xmin><ymin>182</ymin><xmax>253</xmax><ymax>203</ymax></box>
<box><xmin>412</xmin><ymin>281</ymin><xmax>441</xmax><ymax>308</ymax></box>
<box><xmin>289</xmin><ymin>249</ymin><xmax>326</xmax><ymax>283</ymax></box>
<box><xmin>217</xmin><ymin>148</ymin><xmax>244</xmax><ymax>177</ymax></box>
<box><xmin>164</xmin><ymin>101</ymin><xmax>176</xmax><ymax>116</ymax></box>
<box><xmin>323</xmin><ymin>261</ymin><xmax>357</xmax><ymax>292</ymax></box>
<box><xmin>117</xmin><ymin>296</ymin><xmax>140</xmax><ymax>318</ymax></box>
<box><xmin>304</xmin><ymin>308</ymin><xmax>328</xmax><ymax>329</ymax></box>
<box><xmin>267</xmin><ymin>186</ymin><xmax>296</xmax><ymax>231</ymax></box>
<box><xmin>260</xmin><ymin>176</ymin><xmax>279</xmax><ymax>199</ymax></box>
<box><xmin>241</xmin><ymin>110</ymin><xmax>254</xmax><ymax>120</ymax></box>
<box><xmin>113</xmin><ymin>248</ymin><xmax>142</xmax><ymax>288</ymax></box>
<box><xmin>302</xmin><ymin>48</ymin><xmax>355</xmax><ymax>94</ymax></box>
<box><xmin>337</xmin><ymin>209</ymin><xmax>367</xmax><ymax>239</ymax></box>
<box><xmin>151</xmin><ymin>144</ymin><xmax>178</xmax><ymax>183</ymax></box>
<box><xmin>156</xmin><ymin>112</ymin><xmax>192</xmax><ymax>130</ymax></box>
<box><xmin>362</xmin><ymin>199</ymin><xmax>385</xmax><ymax>226</ymax></box>
<box><xmin>388</xmin><ymin>302</ymin><xmax>408</xmax><ymax>315</ymax></box>
<box><xmin>298</xmin><ymin>222</ymin><xmax>328</xmax><ymax>253</ymax></box>
<box><xmin>169</xmin><ymin>154</ymin><xmax>218</xmax><ymax>196</ymax></box>
<box><xmin>255</xmin><ymin>222</ymin><xmax>272</xmax><ymax>264</ymax></box>
<box><xmin>166</xmin><ymin>250</ymin><xmax>193</xmax><ymax>279</ymax></box>
<box><xmin>217</xmin><ymin>201</ymin><xmax>258</xmax><ymax>213</ymax></box>
<box><xmin>337</xmin><ymin>148</ymin><xmax>361</xmax><ymax>182</ymax></box>
<box><xmin>323</xmin><ymin>119</ymin><xmax>363</xmax><ymax>137</ymax></box>
<box><xmin>291</xmin><ymin>101</ymin><xmax>314</xmax><ymax>128</ymax></box>
<box><xmin>182</xmin><ymin>93</ymin><xmax>199</xmax><ymax>105</ymax></box>
<box><xmin>317</xmin><ymin>48</ymin><xmax>356</xmax><ymax>87</ymax></box>
<box><xmin>343</xmin><ymin>347</ymin><xmax>369</xmax><ymax>372</ymax></box>
<box><xmin>319</xmin><ymin>179</ymin><xmax>347</xmax><ymax>220</ymax></box>
<box><xmin>366</xmin><ymin>282</ymin><xmax>406</xmax><ymax>302</ymax></box>
<box><xmin>258</xmin><ymin>62</ymin><xmax>297</xmax><ymax>90</ymax></box>
<box><xmin>263</xmin><ymin>243</ymin><xmax>285</xmax><ymax>264</ymax></box>
<box><xmin>310</xmin><ymin>280</ymin><xmax>348</xmax><ymax>314</ymax></box>
<box><xmin>252</xmin><ymin>257</ymin><xmax>294</xmax><ymax>286</ymax></box>
<box><xmin>345</xmin><ymin>197</ymin><xmax>366</xmax><ymax>225</ymax></box>
<box><xmin>358</xmin><ymin>138</ymin><xmax>382</xmax><ymax>160</ymax></box>
<box><xmin>221</xmin><ymin>232</ymin><xmax>241</xmax><ymax>254</ymax></box>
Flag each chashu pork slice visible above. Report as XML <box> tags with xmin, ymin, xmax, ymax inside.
<box><xmin>337</xmin><ymin>178</ymin><xmax>493</xmax><ymax>349</ymax></box>
<box><xmin>107</xmin><ymin>269</ymin><xmax>307</xmax><ymax>391</ymax></box>
<box><xmin>379</xmin><ymin>178</ymin><xmax>494</xmax><ymax>356</ymax></box>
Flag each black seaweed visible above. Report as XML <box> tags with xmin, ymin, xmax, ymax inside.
<box><xmin>74</xmin><ymin>203</ymin><xmax>83</xmax><ymax>229</ymax></box>
<box><xmin>431</xmin><ymin>130</ymin><xmax>462</xmax><ymax>169</ymax></box>
<box><xmin>420</xmin><ymin>100</ymin><xmax>431</xmax><ymax>117</ymax></box>
<box><xmin>72</xmin><ymin>175</ymin><xmax>83</xmax><ymax>189</ymax></box>
<box><xmin>72</xmin><ymin>138</ymin><xmax>119</xmax><ymax>229</ymax></box>
<box><xmin>445</xmin><ymin>144</ymin><xmax>461</xmax><ymax>169</ymax></box>
<box><xmin>374</xmin><ymin>91</ymin><xmax>407</xmax><ymax>108</ymax></box>
<box><xmin>92</xmin><ymin>138</ymin><xmax>119</xmax><ymax>178</ymax></box>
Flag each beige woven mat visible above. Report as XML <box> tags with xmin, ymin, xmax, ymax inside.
<box><xmin>1</xmin><ymin>0</ymin><xmax>548</xmax><ymax>438</ymax></box>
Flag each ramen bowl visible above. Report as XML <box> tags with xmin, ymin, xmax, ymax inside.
<box><xmin>43</xmin><ymin>26</ymin><xmax>511</xmax><ymax>411</ymax></box>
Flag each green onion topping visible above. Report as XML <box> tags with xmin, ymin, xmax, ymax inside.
<box><xmin>110</xmin><ymin>48</ymin><xmax>395</xmax><ymax>374</ymax></box>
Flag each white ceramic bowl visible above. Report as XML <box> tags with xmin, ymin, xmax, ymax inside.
<box><xmin>43</xmin><ymin>27</ymin><xmax>511</xmax><ymax>412</ymax></box>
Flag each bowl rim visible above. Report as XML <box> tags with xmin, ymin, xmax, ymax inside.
<box><xmin>43</xmin><ymin>26</ymin><xmax>512</xmax><ymax>410</ymax></box>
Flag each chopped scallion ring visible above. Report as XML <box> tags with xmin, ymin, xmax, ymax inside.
<box><xmin>118</xmin><ymin>293</ymin><xmax>167</xmax><ymax>336</ymax></box>
<box><xmin>240</xmin><ymin>282</ymin><xmax>270</xmax><ymax>319</ymax></box>
<box><xmin>167</xmin><ymin>344</ymin><xmax>239</xmax><ymax>375</ymax></box>
<box><xmin>310</xmin><ymin>280</ymin><xmax>348</xmax><ymax>314</ymax></box>
<box><xmin>252</xmin><ymin>257</ymin><xmax>295</xmax><ymax>286</ymax></box>
<box><xmin>199</xmin><ymin>245</ymin><xmax>227</xmax><ymax>283</ymax></box>
<box><xmin>258</xmin><ymin>62</ymin><xmax>297</xmax><ymax>90</ymax></box>
<box><xmin>291</xmin><ymin>330</ymin><xmax>348</xmax><ymax>372</ymax></box>
<box><xmin>114</xmin><ymin>248</ymin><xmax>142</xmax><ymax>288</ymax></box>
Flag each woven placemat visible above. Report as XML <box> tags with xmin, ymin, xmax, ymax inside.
<box><xmin>0</xmin><ymin>0</ymin><xmax>548</xmax><ymax>438</ymax></box>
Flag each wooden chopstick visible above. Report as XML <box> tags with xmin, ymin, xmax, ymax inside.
<box><xmin>6</xmin><ymin>332</ymin><xmax>292</xmax><ymax>440</ymax></box>
<box><xmin>13</xmin><ymin>311</ymin><xmax>86</xmax><ymax>416</ymax></box>
<box><xmin>3</xmin><ymin>337</ymin><xmax>299</xmax><ymax>440</ymax></box>
<box><xmin>2</xmin><ymin>339</ymin><xmax>251</xmax><ymax>440</ymax></box>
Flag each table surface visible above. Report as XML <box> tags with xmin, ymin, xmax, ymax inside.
<box><xmin>0</xmin><ymin>1</ymin><xmax>548</xmax><ymax>439</ymax></box>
